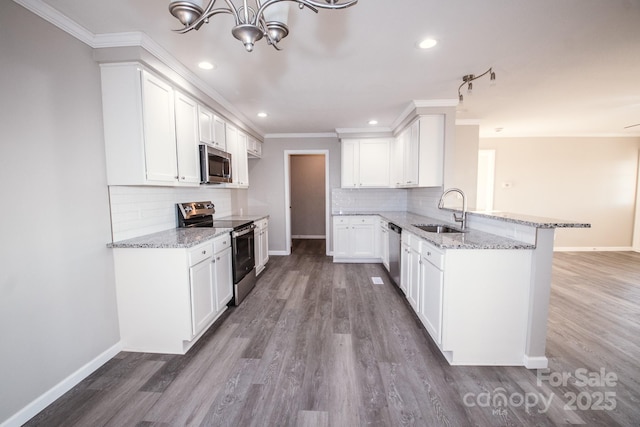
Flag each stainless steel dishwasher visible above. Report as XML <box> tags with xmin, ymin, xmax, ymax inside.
<box><xmin>388</xmin><ymin>222</ymin><xmax>402</xmax><ymax>290</ymax></box>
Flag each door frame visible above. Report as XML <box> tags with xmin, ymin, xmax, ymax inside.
<box><xmin>633</xmin><ymin>149</ymin><xmax>640</xmax><ymax>252</ymax></box>
<box><xmin>284</xmin><ymin>150</ymin><xmax>330</xmax><ymax>256</ymax></box>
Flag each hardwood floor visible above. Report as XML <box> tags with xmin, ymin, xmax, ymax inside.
<box><xmin>26</xmin><ymin>242</ymin><xmax>640</xmax><ymax>426</ymax></box>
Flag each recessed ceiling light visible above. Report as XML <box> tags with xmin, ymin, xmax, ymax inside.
<box><xmin>417</xmin><ymin>38</ymin><xmax>437</xmax><ymax>49</ymax></box>
<box><xmin>368</xmin><ymin>119</ymin><xmax>378</xmax><ymax>125</ymax></box>
<box><xmin>257</xmin><ymin>112</ymin><xmax>268</xmax><ymax>118</ymax></box>
<box><xmin>198</xmin><ymin>61</ymin><xmax>215</xmax><ymax>70</ymax></box>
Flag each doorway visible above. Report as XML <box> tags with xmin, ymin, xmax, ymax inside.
<box><xmin>284</xmin><ymin>150</ymin><xmax>330</xmax><ymax>256</ymax></box>
<box><xmin>477</xmin><ymin>149</ymin><xmax>496</xmax><ymax>211</ymax></box>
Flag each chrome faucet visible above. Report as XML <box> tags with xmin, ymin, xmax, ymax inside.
<box><xmin>438</xmin><ymin>188</ymin><xmax>467</xmax><ymax>230</ymax></box>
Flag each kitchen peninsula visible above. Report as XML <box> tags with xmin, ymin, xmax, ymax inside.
<box><xmin>332</xmin><ymin>209</ymin><xmax>589</xmax><ymax>369</ymax></box>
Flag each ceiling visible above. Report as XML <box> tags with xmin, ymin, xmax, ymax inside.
<box><xmin>37</xmin><ymin>0</ymin><xmax>640</xmax><ymax>138</ymax></box>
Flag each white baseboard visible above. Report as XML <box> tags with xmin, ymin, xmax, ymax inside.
<box><xmin>554</xmin><ymin>246</ymin><xmax>633</xmax><ymax>252</ymax></box>
<box><xmin>1</xmin><ymin>341</ymin><xmax>122</xmax><ymax>427</ymax></box>
<box><xmin>523</xmin><ymin>355</ymin><xmax>549</xmax><ymax>369</ymax></box>
<box><xmin>268</xmin><ymin>250</ymin><xmax>289</xmax><ymax>256</ymax></box>
<box><xmin>291</xmin><ymin>235</ymin><xmax>326</xmax><ymax>239</ymax></box>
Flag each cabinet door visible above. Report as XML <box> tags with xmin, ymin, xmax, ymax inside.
<box><xmin>359</xmin><ymin>139</ymin><xmax>390</xmax><ymax>187</ymax></box>
<box><xmin>417</xmin><ymin>115</ymin><xmax>445</xmax><ymax>187</ymax></box>
<box><xmin>214</xmin><ymin>247</ymin><xmax>233</xmax><ymax>311</ymax></box>
<box><xmin>213</xmin><ymin>115</ymin><xmax>226</xmax><ymax>150</ymax></box>
<box><xmin>141</xmin><ymin>71</ymin><xmax>178</xmax><ymax>183</ymax></box>
<box><xmin>174</xmin><ymin>92</ymin><xmax>201</xmax><ymax>185</ymax></box>
<box><xmin>392</xmin><ymin>133</ymin><xmax>405</xmax><ymax>187</ymax></box>
<box><xmin>333</xmin><ymin>222</ymin><xmax>351</xmax><ymax>257</ymax></box>
<box><xmin>420</xmin><ymin>257</ymin><xmax>444</xmax><ymax>345</ymax></box>
<box><xmin>226</xmin><ymin>125</ymin><xmax>238</xmax><ymax>185</ymax></box>
<box><xmin>351</xmin><ymin>222</ymin><xmax>376</xmax><ymax>258</ymax></box>
<box><xmin>404</xmin><ymin>120</ymin><xmax>420</xmax><ymax>186</ymax></box>
<box><xmin>380</xmin><ymin>222</ymin><xmax>389</xmax><ymax>270</ymax></box>
<box><xmin>190</xmin><ymin>259</ymin><xmax>215</xmax><ymax>336</ymax></box>
<box><xmin>400</xmin><ymin>242</ymin><xmax>409</xmax><ymax>294</ymax></box>
<box><xmin>236</xmin><ymin>131</ymin><xmax>249</xmax><ymax>187</ymax></box>
<box><xmin>198</xmin><ymin>105</ymin><xmax>214</xmax><ymax>144</ymax></box>
<box><xmin>260</xmin><ymin>223</ymin><xmax>269</xmax><ymax>266</ymax></box>
<box><xmin>407</xmin><ymin>247</ymin><xmax>421</xmax><ymax>312</ymax></box>
<box><xmin>341</xmin><ymin>139</ymin><xmax>359</xmax><ymax>188</ymax></box>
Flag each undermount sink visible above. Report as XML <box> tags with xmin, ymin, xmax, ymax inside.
<box><xmin>413</xmin><ymin>224</ymin><xmax>466</xmax><ymax>234</ymax></box>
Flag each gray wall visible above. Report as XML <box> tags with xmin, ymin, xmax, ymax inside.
<box><xmin>290</xmin><ymin>155</ymin><xmax>326</xmax><ymax>238</ymax></box>
<box><xmin>248</xmin><ymin>137</ymin><xmax>341</xmax><ymax>253</ymax></box>
<box><xmin>0</xmin><ymin>2</ymin><xmax>120</xmax><ymax>422</ymax></box>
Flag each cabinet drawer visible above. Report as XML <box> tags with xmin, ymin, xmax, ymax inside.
<box><xmin>421</xmin><ymin>244</ymin><xmax>444</xmax><ymax>270</ymax></box>
<box><xmin>189</xmin><ymin>243</ymin><xmax>213</xmax><ymax>266</ymax></box>
<box><xmin>213</xmin><ymin>234</ymin><xmax>231</xmax><ymax>253</ymax></box>
<box><xmin>334</xmin><ymin>216</ymin><xmax>349</xmax><ymax>225</ymax></box>
<box><xmin>351</xmin><ymin>216</ymin><xmax>376</xmax><ymax>225</ymax></box>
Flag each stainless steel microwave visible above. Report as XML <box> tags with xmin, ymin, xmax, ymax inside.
<box><xmin>200</xmin><ymin>144</ymin><xmax>232</xmax><ymax>184</ymax></box>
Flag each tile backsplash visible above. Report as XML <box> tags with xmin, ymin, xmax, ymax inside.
<box><xmin>331</xmin><ymin>188</ymin><xmax>409</xmax><ymax>213</ymax></box>
<box><xmin>108</xmin><ymin>186</ymin><xmax>236</xmax><ymax>242</ymax></box>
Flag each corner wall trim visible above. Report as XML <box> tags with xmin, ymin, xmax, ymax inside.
<box><xmin>523</xmin><ymin>355</ymin><xmax>549</xmax><ymax>370</ymax></box>
<box><xmin>1</xmin><ymin>342</ymin><xmax>122</xmax><ymax>427</ymax></box>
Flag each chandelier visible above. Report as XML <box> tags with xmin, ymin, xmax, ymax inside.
<box><xmin>458</xmin><ymin>68</ymin><xmax>496</xmax><ymax>103</ymax></box>
<box><xmin>169</xmin><ymin>0</ymin><xmax>358</xmax><ymax>52</ymax></box>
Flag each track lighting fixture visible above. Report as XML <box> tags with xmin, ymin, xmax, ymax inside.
<box><xmin>458</xmin><ymin>68</ymin><xmax>496</xmax><ymax>104</ymax></box>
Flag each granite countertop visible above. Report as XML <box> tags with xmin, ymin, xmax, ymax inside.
<box><xmin>108</xmin><ymin>214</ymin><xmax>269</xmax><ymax>249</ymax></box>
<box><xmin>465</xmin><ymin>210</ymin><xmax>591</xmax><ymax>229</ymax></box>
<box><xmin>333</xmin><ymin>211</ymin><xmax>534</xmax><ymax>250</ymax></box>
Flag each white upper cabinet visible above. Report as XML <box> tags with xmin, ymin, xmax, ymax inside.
<box><xmin>140</xmin><ymin>70</ymin><xmax>178</xmax><ymax>183</ymax></box>
<box><xmin>198</xmin><ymin>104</ymin><xmax>227</xmax><ymax>151</ymax></box>
<box><xmin>225</xmin><ymin>125</ymin><xmax>249</xmax><ymax>188</ymax></box>
<box><xmin>174</xmin><ymin>92</ymin><xmax>202</xmax><ymax>185</ymax></box>
<box><xmin>341</xmin><ymin>138</ymin><xmax>390</xmax><ymax>188</ymax></box>
<box><xmin>247</xmin><ymin>136</ymin><xmax>262</xmax><ymax>158</ymax></box>
<box><xmin>393</xmin><ymin>115</ymin><xmax>444</xmax><ymax>188</ymax></box>
<box><xmin>100</xmin><ymin>63</ymin><xmax>200</xmax><ymax>186</ymax></box>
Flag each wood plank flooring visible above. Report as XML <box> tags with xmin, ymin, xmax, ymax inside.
<box><xmin>26</xmin><ymin>242</ymin><xmax>640</xmax><ymax>426</ymax></box>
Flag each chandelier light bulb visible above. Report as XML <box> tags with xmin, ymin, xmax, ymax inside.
<box><xmin>467</xmin><ymin>82</ymin><xmax>473</xmax><ymax>94</ymax></box>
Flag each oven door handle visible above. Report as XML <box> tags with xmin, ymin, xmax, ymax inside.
<box><xmin>232</xmin><ymin>224</ymin><xmax>256</xmax><ymax>238</ymax></box>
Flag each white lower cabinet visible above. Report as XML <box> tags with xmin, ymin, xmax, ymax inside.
<box><xmin>332</xmin><ymin>216</ymin><xmax>378</xmax><ymax>262</ymax></box>
<box><xmin>254</xmin><ymin>217</ymin><xmax>269</xmax><ymax>276</ymax></box>
<box><xmin>400</xmin><ymin>232</ymin><xmax>533</xmax><ymax>365</ymax></box>
<box><xmin>113</xmin><ymin>233</ymin><xmax>232</xmax><ymax>354</ymax></box>
<box><xmin>213</xmin><ymin>244</ymin><xmax>233</xmax><ymax>312</ymax></box>
<box><xmin>379</xmin><ymin>219</ymin><xmax>390</xmax><ymax>271</ymax></box>
<box><xmin>418</xmin><ymin>242</ymin><xmax>444</xmax><ymax>345</ymax></box>
<box><xmin>401</xmin><ymin>231</ymin><xmax>421</xmax><ymax>311</ymax></box>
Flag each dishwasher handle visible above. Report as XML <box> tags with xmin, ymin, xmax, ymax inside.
<box><xmin>388</xmin><ymin>223</ymin><xmax>402</xmax><ymax>233</ymax></box>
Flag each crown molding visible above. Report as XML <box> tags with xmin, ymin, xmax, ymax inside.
<box><xmin>14</xmin><ymin>0</ymin><xmax>95</xmax><ymax>46</ymax></box>
<box><xmin>391</xmin><ymin>99</ymin><xmax>459</xmax><ymax>131</ymax></box>
<box><xmin>13</xmin><ymin>0</ymin><xmax>263</xmax><ymax>137</ymax></box>
<box><xmin>264</xmin><ymin>133</ymin><xmax>338</xmax><ymax>139</ymax></box>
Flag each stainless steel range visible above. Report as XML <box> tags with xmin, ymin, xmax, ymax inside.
<box><xmin>177</xmin><ymin>201</ymin><xmax>257</xmax><ymax>306</ymax></box>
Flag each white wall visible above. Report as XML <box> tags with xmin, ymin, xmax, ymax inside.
<box><xmin>0</xmin><ymin>2</ymin><xmax>119</xmax><ymax>423</ymax></box>
<box><xmin>480</xmin><ymin>136</ymin><xmax>640</xmax><ymax>249</ymax></box>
